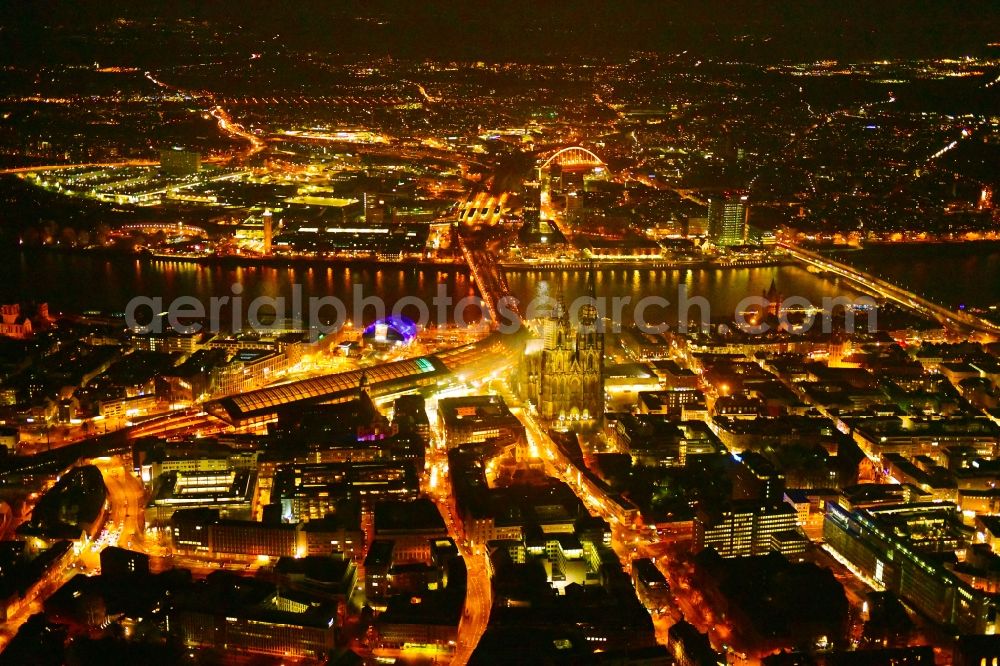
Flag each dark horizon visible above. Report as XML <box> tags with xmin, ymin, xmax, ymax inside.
<box><xmin>3</xmin><ymin>0</ymin><xmax>1000</xmax><ymax>65</ymax></box>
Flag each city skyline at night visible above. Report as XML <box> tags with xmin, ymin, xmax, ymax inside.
<box><xmin>0</xmin><ymin>3</ymin><xmax>999</xmax><ymax>666</ymax></box>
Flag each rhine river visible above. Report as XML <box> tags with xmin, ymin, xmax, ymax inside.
<box><xmin>3</xmin><ymin>244</ymin><xmax>998</xmax><ymax>329</ymax></box>
<box><xmin>506</xmin><ymin>264</ymin><xmax>863</xmax><ymax>325</ymax></box>
<box><xmin>829</xmin><ymin>242</ymin><xmax>1000</xmax><ymax>310</ymax></box>
<box><xmin>0</xmin><ymin>247</ymin><xmax>860</xmax><ymax>328</ymax></box>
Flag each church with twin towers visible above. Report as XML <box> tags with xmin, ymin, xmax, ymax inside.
<box><xmin>516</xmin><ymin>291</ymin><xmax>605</xmax><ymax>424</ymax></box>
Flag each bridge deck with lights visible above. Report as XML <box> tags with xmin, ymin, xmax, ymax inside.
<box><xmin>781</xmin><ymin>242</ymin><xmax>1000</xmax><ymax>340</ymax></box>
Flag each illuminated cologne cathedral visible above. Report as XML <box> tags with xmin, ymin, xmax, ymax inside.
<box><xmin>518</xmin><ymin>299</ymin><xmax>604</xmax><ymax>423</ymax></box>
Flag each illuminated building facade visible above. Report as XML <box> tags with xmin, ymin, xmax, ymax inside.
<box><xmin>519</xmin><ymin>303</ymin><xmax>604</xmax><ymax>422</ymax></box>
<box><xmin>373</xmin><ymin>499</ymin><xmax>449</xmax><ymax>563</ymax></box>
<box><xmin>273</xmin><ymin>461</ymin><xmax>419</xmax><ymax>521</ymax></box>
<box><xmin>209</xmin><ymin>520</ymin><xmax>300</xmax><ymax>558</ymax></box>
<box><xmin>0</xmin><ymin>303</ymin><xmax>51</xmax><ymax>339</ymax></box>
<box><xmin>438</xmin><ymin>395</ymin><xmax>526</xmax><ymax>449</ymax></box>
<box><xmin>693</xmin><ymin>501</ymin><xmax>802</xmax><ymax>558</ymax></box>
<box><xmin>175</xmin><ymin>584</ymin><xmax>336</xmax><ymax>659</ymax></box>
<box><xmin>97</xmin><ymin>394</ymin><xmax>158</xmax><ymax>420</ymax></box>
<box><xmin>212</xmin><ymin>350</ymin><xmax>288</xmax><ymax>397</ymax></box>
<box><xmin>171</xmin><ymin>509</ymin><xmax>365</xmax><ymax>560</ymax></box>
<box><xmin>147</xmin><ymin>469</ymin><xmax>257</xmax><ymax>524</ymax></box>
<box><xmin>824</xmin><ymin>501</ymin><xmax>1000</xmax><ymax>634</ymax></box>
<box><xmin>707</xmin><ymin>192</ymin><xmax>748</xmax><ymax>246</ymax></box>
<box><xmin>158</xmin><ymin>147</ymin><xmax>201</xmax><ymax>176</ymax></box>
<box><xmin>615</xmin><ymin>416</ymin><xmax>722</xmax><ymax>467</ymax></box>
<box><xmin>262</xmin><ymin>209</ymin><xmax>273</xmax><ymax>254</ymax></box>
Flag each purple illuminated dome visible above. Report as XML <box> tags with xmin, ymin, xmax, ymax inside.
<box><xmin>362</xmin><ymin>316</ymin><xmax>418</xmax><ymax>346</ymax></box>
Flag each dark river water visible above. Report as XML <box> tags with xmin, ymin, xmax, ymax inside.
<box><xmin>0</xmin><ymin>248</ymin><xmax>870</xmax><ymax>329</ymax></box>
<box><xmin>829</xmin><ymin>242</ymin><xmax>1000</xmax><ymax>310</ymax></box>
<box><xmin>4</xmin><ymin>243</ymin><xmax>997</xmax><ymax>330</ymax></box>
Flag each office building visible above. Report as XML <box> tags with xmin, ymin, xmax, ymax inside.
<box><xmin>170</xmin><ymin>509</ymin><xmax>364</xmax><ymax>560</ymax></box>
<box><xmin>707</xmin><ymin>192</ymin><xmax>748</xmax><ymax>246</ymax></box>
<box><xmin>299</xmin><ymin>514</ymin><xmax>366</xmax><ymax>559</ymax></box>
<box><xmin>373</xmin><ymin>499</ymin><xmax>448</xmax><ymax>563</ymax></box>
<box><xmin>174</xmin><ymin>577</ymin><xmax>335</xmax><ymax>659</ymax></box>
<box><xmin>364</xmin><ymin>540</ymin><xmax>395</xmax><ymax>602</ymax></box>
<box><xmin>159</xmin><ymin>147</ymin><xmax>201</xmax><ymax>176</ymax></box>
<box><xmin>273</xmin><ymin>461</ymin><xmax>419</xmax><ymax>522</ymax></box>
<box><xmin>376</xmin><ymin>590</ymin><xmax>463</xmax><ymax>654</ymax></box>
<box><xmin>438</xmin><ymin>395</ymin><xmax>525</xmax><ymax>450</ymax></box>
<box><xmin>614</xmin><ymin>416</ymin><xmax>723</xmax><ymax>467</ymax></box>
<box><xmin>274</xmin><ymin>555</ymin><xmax>358</xmax><ymax>621</ymax></box>
<box><xmin>147</xmin><ymin>469</ymin><xmax>257</xmax><ymax>524</ymax></box>
<box><xmin>170</xmin><ymin>510</ymin><xmax>295</xmax><ymax>558</ymax></box>
<box><xmin>392</xmin><ymin>394</ymin><xmax>431</xmax><ymax>443</ymax></box>
<box><xmin>693</xmin><ymin>501</ymin><xmax>803</xmax><ymax>558</ymax></box>
<box><xmin>824</xmin><ymin>501</ymin><xmax>999</xmax><ymax>634</ymax></box>
<box><xmin>212</xmin><ymin>349</ymin><xmax>288</xmax><ymax>397</ymax></box>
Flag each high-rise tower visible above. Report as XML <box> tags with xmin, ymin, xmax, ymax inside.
<box><xmin>262</xmin><ymin>209</ymin><xmax>273</xmax><ymax>255</ymax></box>
<box><xmin>707</xmin><ymin>192</ymin><xmax>748</xmax><ymax>246</ymax></box>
